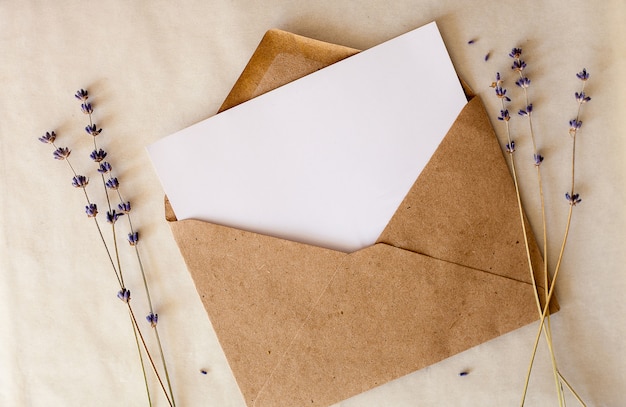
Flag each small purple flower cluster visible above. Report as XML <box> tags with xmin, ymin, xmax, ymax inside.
<box><xmin>38</xmin><ymin>88</ymin><xmax>174</xmax><ymax>405</ymax></box>
<box><xmin>492</xmin><ymin>48</ymin><xmax>591</xmax><ymax>205</ymax></box>
<box><xmin>38</xmin><ymin>88</ymin><xmax>154</xmax><ymax>310</ymax></box>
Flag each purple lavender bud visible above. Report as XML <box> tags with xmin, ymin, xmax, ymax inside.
<box><xmin>85</xmin><ymin>124</ymin><xmax>102</xmax><ymax>136</ymax></box>
<box><xmin>512</xmin><ymin>59</ymin><xmax>527</xmax><ymax>72</ymax></box>
<box><xmin>106</xmin><ymin>209</ymin><xmax>124</xmax><ymax>224</ymax></box>
<box><xmin>81</xmin><ymin>103</ymin><xmax>93</xmax><ymax>115</ymax></box>
<box><xmin>146</xmin><ymin>312</ymin><xmax>158</xmax><ymax>327</ymax></box>
<box><xmin>39</xmin><ymin>131</ymin><xmax>57</xmax><ymax>144</ymax></box>
<box><xmin>128</xmin><ymin>232</ymin><xmax>139</xmax><ymax>246</ymax></box>
<box><xmin>105</xmin><ymin>177</ymin><xmax>120</xmax><ymax>190</ymax></box>
<box><xmin>75</xmin><ymin>89</ymin><xmax>89</xmax><ymax>101</ymax></box>
<box><xmin>90</xmin><ymin>149</ymin><xmax>107</xmax><ymax>162</ymax></box>
<box><xmin>117</xmin><ymin>288</ymin><xmax>131</xmax><ymax>303</ymax></box>
<box><xmin>576</xmin><ymin>69</ymin><xmax>590</xmax><ymax>81</ymax></box>
<box><xmin>97</xmin><ymin>162</ymin><xmax>112</xmax><ymax>174</ymax></box>
<box><xmin>484</xmin><ymin>52</ymin><xmax>490</xmax><ymax>61</ymax></box>
<box><xmin>53</xmin><ymin>147</ymin><xmax>71</xmax><ymax>160</ymax></box>
<box><xmin>575</xmin><ymin>92</ymin><xmax>591</xmax><ymax>103</ymax></box>
<box><xmin>495</xmin><ymin>86</ymin><xmax>511</xmax><ymax>101</ymax></box>
<box><xmin>565</xmin><ymin>192</ymin><xmax>582</xmax><ymax>205</ymax></box>
<box><xmin>515</xmin><ymin>77</ymin><xmax>531</xmax><ymax>88</ymax></box>
<box><xmin>118</xmin><ymin>201</ymin><xmax>131</xmax><ymax>213</ymax></box>
<box><xmin>533</xmin><ymin>153</ymin><xmax>544</xmax><ymax>166</ymax></box>
<box><xmin>498</xmin><ymin>109</ymin><xmax>510</xmax><ymax>121</ymax></box>
<box><xmin>85</xmin><ymin>203</ymin><xmax>98</xmax><ymax>217</ymax></box>
<box><xmin>505</xmin><ymin>140</ymin><xmax>516</xmax><ymax>153</ymax></box>
<box><xmin>569</xmin><ymin>119</ymin><xmax>582</xmax><ymax>135</ymax></box>
<box><xmin>509</xmin><ymin>48</ymin><xmax>522</xmax><ymax>58</ymax></box>
<box><xmin>71</xmin><ymin>175</ymin><xmax>89</xmax><ymax>188</ymax></box>
<box><xmin>518</xmin><ymin>104</ymin><xmax>533</xmax><ymax>116</ymax></box>
<box><xmin>467</xmin><ymin>39</ymin><xmax>476</xmax><ymax>44</ymax></box>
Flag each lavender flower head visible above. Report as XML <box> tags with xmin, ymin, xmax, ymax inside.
<box><xmin>565</xmin><ymin>192</ymin><xmax>582</xmax><ymax>206</ymax></box>
<box><xmin>74</xmin><ymin>89</ymin><xmax>89</xmax><ymax>101</ymax></box>
<box><xmin>53</xmin><ymin>147</ymin><xmax>71</xmax><ymax>160</ymax></box>
<box><xmin>498</xmin><ymin>109</ymin><xmax>510</xmax><ymax>121</ymax></box>
<box><xmin>575</xmin><ymin>91</ymin><xmax>591</xmax><ymax>104</ymax></box>
<box><xmin>85</xmin><ymin>203</ymin><xmax>98</xmax><ymax>217</ymax></box>
<box><xmin>516</xmin><ymin>77</ymin><xmax>531</xmax><ymax>88</ymax></box>
<box><xmin>569</xmin><ymin>119</ymin><xmax>582</xmax><ymax>135</ymax></box>
<box><xmin>509</xmin><ymin>48</ymin><xmax>523</xmax><ymax>59</ymax></box>
<box><xmin>117</xmin><ymin>288</ymin><xmax>131</xmax><ymax>303</ymax></box>
<box><xmin>533</xmin><ymin>153</ymin><xmax>544</xmax><ymax>166</ymax></box>
<box><xmin>128</xmin><ymin>232</ymin><xmax>139</xmax><ymax>246</ymax></box>
<box><xmin>118</xmin><ymin>201</ymin><xmax>132</xmax><ymax>213</ymax></box>
<box><xmin>39</xmin><ymin>131</ymin><xmax>57</xmax><ymax>144</ymax></box>
<box><xmin>518</xmin><ymin>104</ymin><xmax>533</xmax><ymax>117</ymax></box>
<box><xmin>105</xmin><ymin>177</ymin><xmax>120</xmax><ymax>190</ymax></box>
<box><xmin>492</xmin><ymin>73</ymin><xmax>511</xmax><ymax>101</ymax></box>
<box><xmin>505</xmin><ymin>140</ymin><xmax>516</xmax><ymax>153</ymax></box>
<box><xmin>71</xmin><ymin>175</ymin><xmax>89</xmax><ymax>188</ymax></box>
<box><xmin>146</xmin><ymin>312</ymin><xmax>158</xmax><ymax>327</ymax></box>
<box><xmin>512</xmin><ymin>59</ymin><xmax>527</xmax><ymax>72</ymax></box>
<box><xmin>90</xmin><ymin>149</ymin><xmax>107</xmax><ymax>162</ymax></box>
<box><xmin>576</xmin><ymin>68</ymin><xmax>590</xmax><ymax>81</ymax></box>
<box><xmin>81</xmin><ymin>103</ymin><xmax>93</xmax><ymax>115</ymax></box>
<box><xmin>97</xmin><ymin>162</ymin><xmax>112</xmax><ymax>174</ymax></box>
<box><xmin>106</xmin><ymin>209</ymin><xmax>124</xmax><ymax>224</ymax></box>
<box><xmin>85</xmin><ymin>124</ymin><xmax>102</xmax><ymax>137</ymax></box>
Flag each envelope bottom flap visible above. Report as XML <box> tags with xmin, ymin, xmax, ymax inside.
<box><xmin>252</xmin><ymin>243</ymin><xmax>539</xmax><ymax>406</ymax></box>
<box><xmin>168</xmin><ymin>218</ymin><xmax>346</xmax><ymax>402</ymax></box>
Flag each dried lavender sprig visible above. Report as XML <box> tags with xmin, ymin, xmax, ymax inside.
<box><xmin>509</xmin><ymin>46</ymin><xmax>559</xmax><ymax>366</ymax></box>
<box><xmin>509</xmin><ymin>48</ymin><xmax>565</xmax><ymax>406</ymax></box>
<box><xmin>40</xmin><ymin>125</ymin><xmax>169</xmax><ymax>407</ymax></box>
<box><xmin>75</xmin><ymin>90</ymin><xmax>177</xmax><ymax>406</ymax></box>
<box><xmin>491</xmin><ymin>73</ymin><xmax>565</xmax><ymax>406</ymax></box>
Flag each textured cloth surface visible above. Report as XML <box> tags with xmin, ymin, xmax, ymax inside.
<box><xmin>1</xmin><ymin>1</ymin><xmax>624</xmax><ymax>406</ymax></box>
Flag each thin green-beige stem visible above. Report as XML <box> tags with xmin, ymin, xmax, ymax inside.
<box><xmin>521</xmin><ymin>206</ymin><xmax>573</xmax><ymax>405</ymax></box>
<box><xmin>115</xmin><ymin>185</ymin><xmax>176</xmax><ymax>405</ymax></box>
<box><xmin>514</xmin><ymin>64</ymin><xmax>564</xmax><ymax>405</ymax></box>
<box><xmin>133</xmin><ymin>244</ymin><xmax>177</xmax><ymax>406</ymax></box>
<box><xmin>129</xmin><ymin>310</ymin><xmax>153</xmax><ymax>407</ymax></box>
<box><xmin>127</xmin><ymin>303</ymin><xmax>174</xmax><ymax>407</ymax></box>
<box><xmin>559</xmin><ymin>371</ymin><xmax>587</xmax><ymax>407</ymax></box>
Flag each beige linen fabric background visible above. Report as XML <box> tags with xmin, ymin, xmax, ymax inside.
<box><xmin>1</xmin><ymin>1</ymin><xmax>624</xmax><ymax>406</ymax></box>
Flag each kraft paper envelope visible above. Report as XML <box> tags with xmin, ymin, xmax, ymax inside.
<box><xmin>164</xmin><ymin>29</ymin><xmax>556</xmax><ymax>406</ymax></box>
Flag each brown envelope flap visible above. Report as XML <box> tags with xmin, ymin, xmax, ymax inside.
<box><xmin>219</xmin><ymin>29</ymin><xmax>359</xmax><ymax>113</ymax></box>
<box><xmin>168</xmin><ymin>219</ymin><xmax>541</xmax><ymax>406</ymax></box>
<box><xmin>377</xmin><ymin>96</ymin><xmax>547</xmax><ymax>289</ymax></box>
<box><xmin>251</xmin><ymin>243</ymin><xmax>540</xmax><ymax>406</ymax></box>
